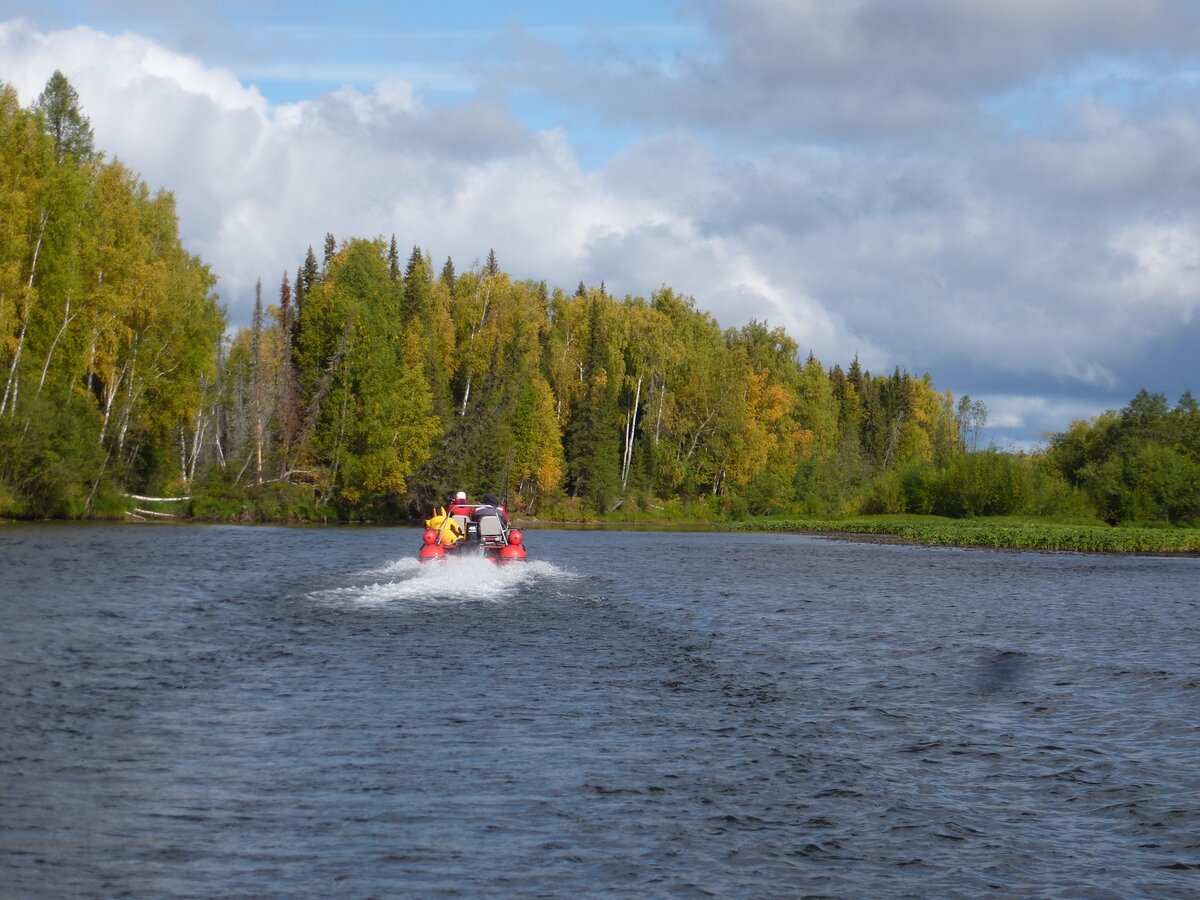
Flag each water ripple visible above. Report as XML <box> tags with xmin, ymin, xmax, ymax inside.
<box><xmin>2</xmin><ymin>524</ymin><xmax>1198</xmax><ymax>897</ymax></box>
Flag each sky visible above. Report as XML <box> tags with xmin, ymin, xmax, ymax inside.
<box><xmin>3</xmin><ymin>0</ymin><xmax>1200</xmax><ymax>448</ymax></box>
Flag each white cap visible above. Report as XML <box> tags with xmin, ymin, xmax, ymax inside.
<box><xmin>455</xmin><ymin>491</ymin><xmax>467</xmax><ymax>500</ymax></box>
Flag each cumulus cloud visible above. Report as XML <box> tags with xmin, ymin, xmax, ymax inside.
<box><xmin>3</xmin><ymin>6</ymin><xmax>1200</xmax><ymax>446</ymax></box>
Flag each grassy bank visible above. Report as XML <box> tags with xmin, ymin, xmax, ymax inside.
<box><xmin>730</xmin><ymin>515</ymin><xmax>1200</xmax><ymax>554</ymax></box>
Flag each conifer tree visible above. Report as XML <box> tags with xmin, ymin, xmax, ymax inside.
<box><xmin>388</xmin><ymin>234</ymin><xmax>400</xmax><ymax>281</ymax></box>
<box><xmin>403</xmin><ymin>245</ymin><xmax>429</xmax><ymax>320</ymax></box>
<box><xmin>322</xmin><ymin>233</ymin><xmax>336</xmax><ymax>272</ymax></box>
<box><xmin>251</xmin><ymin>278</ymin><xmax>265</xmax><ymax>483</ymax></box>
<box><xmin>484</xmin><ymin>248</ymin><xmax>499</xmax><ymax>278</ymax></box>
<box><xmin>441</xmin><ymin>257</ymin><xmax>456</xmax><ymax>296</ymax></box>
<box><xmin>848</xmin><ymin>354</ymin><xmax>864</xmax><ymax>392</ymax></box>
<box><xmin>277</xmin><ymin>271</ymin><xmax>300</xmax><ymax>452</ymax></box>
<box><xmin>301</xmin><ymin>245</ymin><xmax>319</xmax><ymax>294</ymax></box>
<box><xmin>35</xmin><ymin>71</ymin><xmax>94</xmax><ymax>163</ymax></box>
<box><xmin>292</xmin><ymin>267</ymin><xmax>305</xmax><ymax>332</ymax></box>
<box><xmin>278</xmin><ymin>270</ymin><xmax>293</xmax><ymax>337</ymax></box>
<box><xmin>564</xmin><ymin>294</ymin><xmax>620</xmax><ymax>512</ymax></box>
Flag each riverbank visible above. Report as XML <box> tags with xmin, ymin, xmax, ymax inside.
<box><xmin>726</xmin><ymin>515</ymin><xmax>1200</xmax><ymax>555</ymax></box>
<box><xmin>6</xmin><ymin>506</ymin><xmax>1199</xmax><ymax>556</ymax></box>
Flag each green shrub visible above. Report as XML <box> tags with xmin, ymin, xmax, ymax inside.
<box><xmin>864</xmin><ymin>451</ymin><xmax>1088</xmax><ymax>519</ymax></box>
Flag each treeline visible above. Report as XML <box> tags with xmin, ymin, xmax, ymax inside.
<box><xmin>213</xmin><ymin>236</ymin><xmax>971</xmax><ymax>520</ymax></box>
<box><xmin>2</xmin><ymin>75</ymin><xmax>1196</xmax><ymax>527</ymax></box>
<box><xmin>209</xmin><ymin>241</ymin><xmax>1198</xmax><ymax>526</ymax></box>
<box><xmin>0</xmin><ymin>75</ymin><xmax>223</xmax><ymax>516</ymax></box>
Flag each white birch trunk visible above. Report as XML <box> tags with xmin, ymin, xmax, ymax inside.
<box><xmin>188</xmin><ymin>413</ymin><xmax>207</xmax><ymax>482</ymax></box>
<box><xmin>255</xmin><ymin>418</ymin><xmax>263</xmax><ymax>484</ymax></box>
<box><xmin>621</xmin><ymin>374</ymin><xmax>642</xmax><ymax>488</ymax></box>
<box><xmin>655</xmin><ymin>379</ymin><xmax>666</xmax><ymax>445</ymax></box>
<box><xmin>179</xmin><ymin>425</ymin><xmax>188</xmax><ymax>483</ymax></box>
<box><xmin>213</xmin><ymin>426</ymin><xmax>226</xmax><ymax>470</ymax></box>
<box><xmin>1</xmin><ymin>211</ymin><xmax>48</xmax><ymax>418</ymax></box>
<box><xmin>37</xmin><ymin>296</ymin><xmax>76</xmax><ymax>392</ymax></box>
<box><xmin>100</xmin><ymin>359</ymin><xmax>129</xmax><ymax>442</ymax></box>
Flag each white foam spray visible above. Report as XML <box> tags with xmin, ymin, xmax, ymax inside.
<box><xmin>313</xmin><ymin>555</ymin><xmax>568</xmax><ymax>607</ymax></box>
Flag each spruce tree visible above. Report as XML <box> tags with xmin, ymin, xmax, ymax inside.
<box><xmin>484</xmin><ymin>248</ymin><xmax>499</xmax><ymax>278</ymax></box>
<box><xmin>403</xmin><ymin>245</ymin><xmax>428</xmax><ymax>320</ymax></box>
<box><xmin>564</xmin><ymin>294</ymin><xmax>620</xmax><ymax>513</ymax></box>
<box><xmin>277</xmin><ymin>271</ymin><xmax>300</xmax><ymax>451</ymax></box>
<box><xmin>322</xmin><ymin>232</ymin><xmax>336</xmax><ymax>271</ymax></box>
<box><xmin>388</xmin><ymin>234</ymin><xmax>400</xmax><ymax>281</ymax></box>
<box><xmin>848</xmin><ymin>354</ymin><xmax>863</xmax><ymax>392</ymax></box>
<box><xmin>441</xmin><ymin>256</ymin><xmax>456</xmax><ymax>296</ymax></box>
<box><xmin>301</xmin><ymin>246</ymin><xmax>319</xmax><ymax>294</ymax></box>
<box><xmin>278</xmin><ymin>271</ymin><xmax>293</xmax><ymax>337</ymax></box>
<box><xmin>293</xmin><ymin>269</ymin><xmax>305</xmax><ymax>332</ymax></box>
<box><xmin>35</xmin><ymin>70</ymin><xmax>95</xmax><ymax>163</ymax></box>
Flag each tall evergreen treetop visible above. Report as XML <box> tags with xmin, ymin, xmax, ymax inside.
<box><xmin>278</xmin><ymin>270</ymin><xmax>293</xmax><ymax>337</ymax></box>
<box><xmin>35</xmin><ymin>70</ymin><xmax>95</xmax><ymax>163</ymax></box>
<box><xmin>388</xmin><ymin>234</ymin><xmax>401</xmax><ymax>281</ymax></box>
<box><xmin>484</xmin><ymin>248</ymin><xmax>499</xmax><ymax>278</ymax></box>
<box><xmin>301</xmin><ymin>245</ymin><xmax>319</xmax><ymax>293</ymax></box>
<box><xmin>403</xmin><ymin>245</ymin><xmax>431</xmax><ymax>319</ymax></box>
<box><xmin>323</xmin><ymin>233</ymin><xmax>336</xmax><ymax>270</ymax></box>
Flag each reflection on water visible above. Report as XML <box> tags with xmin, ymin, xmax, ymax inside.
<box><xmin>2</xmin><ymin>523</ymin><xmax>1198</xmax><ymax>897</ymax></box>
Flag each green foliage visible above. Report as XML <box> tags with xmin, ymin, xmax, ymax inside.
<box><xmin>0</xmin><ymin>391</ymin><xmax>115</xmax><ymax>518</ymax></box>
<box><xmin>3</xmin><ymin>76</ymin><xmax>1196</xmax><ymax>538</ymax></box>
<box><xmin>1046</xmin><ymin>390</ymin><xmax>1200</xmax><ymax>524</ymax></box>
<box><xmin>35</xmin><ymin>70</ymin><xmax>95</xmax><ymax>163</ymax></box>
<box><xmin>0</xmin><ymin>74</ymin><xmax>222</xmax><ymax>518</ymax></box>
<box><xmin>860</xmin><ymin>450</ymin><xmax>1090</xmax><ymax>519</ymax></box>
<box><xmin>192</xmin><ymin>480</ymin><xmax>331</xmax><ymax>523</ymax></box>
<box><xmin>563</xmin><ymin>293</ymin><xmax>621</xmax><ymax>513</ymax></box>
<box><xmin>733</xmin><ymin>515</ymin><xmax>1200</xmax><ymax>553</ymax></box>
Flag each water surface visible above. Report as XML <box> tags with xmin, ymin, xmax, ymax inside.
<box><xmin>2</xmin><ymin>523</ymin><xmax>1198</xmax><ymax>896</ymax></box>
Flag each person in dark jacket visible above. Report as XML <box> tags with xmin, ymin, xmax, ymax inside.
<box><xmin>473</xmin><ymin>493</ymin><xmax>509</xmax><ymax>528</ymax></box>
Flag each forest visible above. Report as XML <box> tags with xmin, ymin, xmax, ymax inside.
<box><xmin>2</xmin><ymin>74</ymin><xmax>1198</xmax><ymax>528</ymax></box>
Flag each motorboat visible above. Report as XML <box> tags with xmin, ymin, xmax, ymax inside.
<box><xmin>419</xmin><ymin>502</ymin><xmax>527</xmax><ymax>564</ymax></box>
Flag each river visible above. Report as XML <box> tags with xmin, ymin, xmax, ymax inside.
<box><xmin>1</xmin><ymin>523</ymin><xmax>1197</xmax><ymax>897</ymax></box>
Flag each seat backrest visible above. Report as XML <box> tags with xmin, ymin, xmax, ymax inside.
<box><xmin>478</xmin><ymin>514</ymin><xmax>505</xmax><ymax>544</ymax></box>
<box><xmin>453</xmin><ymin>514</ymin><xmax>470</xmax><ymax>535</ymax></box>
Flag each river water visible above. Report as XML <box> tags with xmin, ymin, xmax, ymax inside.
<box><xmin>1</xmin><ymin>523</ymin><xmax>1197</xmax><ymax>897</ymax></box>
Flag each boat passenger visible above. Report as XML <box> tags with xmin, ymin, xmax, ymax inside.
<box><xmin>448</xmin><ymin>490</ymin><xmax>471</xmax><ymax>517</ymax></box>
<box><xmin>474</xmin><ymin>493</ymin><xmax>509</xmax><ymax>528</ymax></box>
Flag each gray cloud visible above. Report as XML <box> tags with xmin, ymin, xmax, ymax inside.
<box><xmin>508</xmin><ymin>0</ymin><xmax>1200</xmax><ymax>141</ymax></box>
<box><xmin>4</xmin><ymin>6</ymin><xmax>1200</xmax><ymax>447</ymax></box>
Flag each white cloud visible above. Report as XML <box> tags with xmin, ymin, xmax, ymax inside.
<box><xmin>1108</xmin><ymin>222</ymin><xmax>1200</xmax><ymax>321</ymax></box>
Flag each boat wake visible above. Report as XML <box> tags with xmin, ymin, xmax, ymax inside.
<box><xmin>312</xmin><ymin>555</ymin><xmax>569</xmax><ymax>607</ymax></box>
